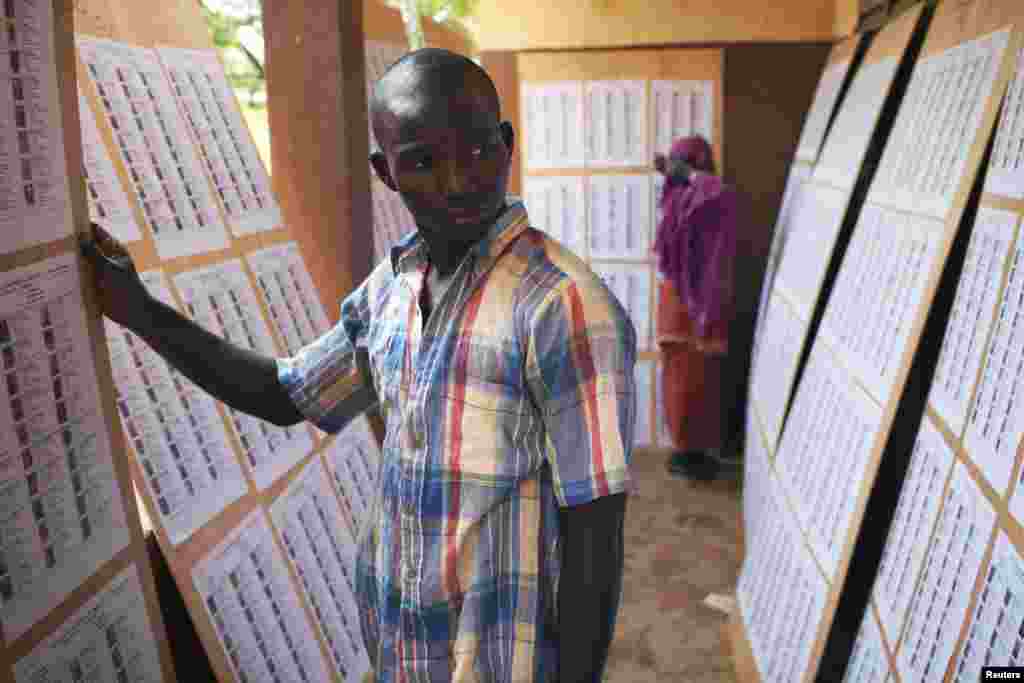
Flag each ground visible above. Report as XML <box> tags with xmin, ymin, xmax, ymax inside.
<box><xmin>605</xmin><ymin>448</ymin><xmax>743</xmax><ymax>683</ymax></box>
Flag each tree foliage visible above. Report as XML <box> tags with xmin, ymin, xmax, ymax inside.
<box><xmin>199</xmin><ymin>0</ymin><xmax>478</xmax><ymax>106</ymax></box>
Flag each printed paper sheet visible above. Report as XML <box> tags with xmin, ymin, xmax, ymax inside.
<box><xmin>77</xmin><ymin>37</ymin><xmax>229</xmax><ymax>260</ymax></box>
<box><xmin>156</xmin><ymin>46</ymin><xmax>282</xmax><ymax>236</ymax></box>
<box><xmin>105</xmin><ymin>270</ymin><xmax>246</xmax><ymax>546</ymax></box>
<box><xmin>951</xmin><ymin>531</ymin><xmax>1024</xmax><ymax>680</ymax></box>
<box><xmin>173</xmin><ymin>260</ymin><xmax>314</xmax><ymax>491</ymax></box>
<box><xmin>650</xmin><ymin>80</ymin><xmax>713</xmax><ymax>157</ymax></box>
<box><xmin>965</xmin><ymin>228</ymin><xmax>1024</xmax><ymax>499</ymax></box>
<box><xmin>796</xmin><ymin>58</ymin><xmax>853</xmax><ymax>164</ymax></box>
<box><xmin>78</xmin><ymin>88</ymin><xmax>142</xmax><ymax>244</ymax></box>
<box><xmin>585</xmin><ymin>80</ymin><xmax>647</xmax><ymax>167</ymax></box>
<box><xmin>898</xmin><ymin>462</ymin><xmax>995</xmax><ymax>683</ymax></box>
<box><xmin>986</xmin><ymin>48</ymin><xmax>1024</xmax><ymax>199</ymax></box>
<box><xmin>193</xmin><ymin>509</ymin><xmax>330</xmax><ymax>683</ymax></box>
<box><xmin>269</xmin><ymin>459</ymin><xmax>371</xmax><ymax>682</ymax></box>
<box><xmin>775</xmin><ymin>341</ymin><xmax>883</xmax><ymax>579</ymax></box>
<box><xmin>322</xmin><ymin>416</ymin><xmax>380</xmax><ymax>538</ymax></box>
<box><xmin>587</xmin><ymin>174</ymin><xmax>652</xmax><ymax>261</ymax></box>
<box><xmin>245</xmin><ymin>242</ymin><xmax>331</xmax><ymax>358</ymax></box>
<box><xmin>871</xmin><ymin>30</ymin><xmax>1010</xmax><ymax>217</ymax></box>
<box><xmin>820</xmin><ymin>206</ymin><xmax>943</xmax><ymax>404</ymax></box>
<box><xmin>872</xmin><ymin>416</ymin><xmax>955</xmax><ymax>646</ymax></box>
<box><xmin>521</xmin><ymin>81</ymin><xmax>585</xmax><ymax>169</ymax></box>
<box><xmin>14</xmin><ymin>564</ymin><xmax>165</xmax><ymax>683</ymax></box>
<box><xmin>814</xmin><ymin>57</ymin><xmax>899</xmax><ymax>190</ymax></box>
<box><xmin>0</xmin><ymin>254</ymin><xmax>130</xmax><ymax>641</ymax></box>
<box><xmin>522</xmin><ymin>175</ymin><xmax>587</xmax><ymax>259</ymax></box>
<box><xmin>0</xmin><ymin>0</ymin><xmax>74</xmax><ymax>256</ymax></box>
<box><xmin>929</xmin><ymin>208</ymin><xmax>1017</xmax><ymax>440</ymax></box>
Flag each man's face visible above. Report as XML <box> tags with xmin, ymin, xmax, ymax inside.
<box><xmin>371</xmin><ymin>76</ymin><xmax>514</xmax><ymax>249</ymax></box>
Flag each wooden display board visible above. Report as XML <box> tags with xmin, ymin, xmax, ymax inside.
<box><xmin>843</xmin><ymin>14</ymin><xmax>1024</xmax><ymax>680</ymax></box>
<box><xmin>0</xmin><ymin>2</ymin><xmax>175</xmax><ymax>682</ymax></box>
<box><xmin>794</xmin><ymin>33</ymin><xmax>864</xmax><ymax>165</ymax></box>
<box><xmin>735</xmin><ymin>1</ymin><xmax>1024</xmax><ymax>680</ymax></box>
<box><xmin>64</xmin><ymin>0</ymin><xmax>396</xmax><ymax>681</ymax></box>
<box><xmin>515</xmin><ymin>48</ymin><xmax>723</xmax><ymax>449</ymax></box>
<box><xmin>749</xmin><ymin>4</ymin><xmax>923</xmax><ymax>455</ymax></box>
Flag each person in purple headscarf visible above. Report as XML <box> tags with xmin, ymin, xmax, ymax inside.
<box><xmin>653</xmin><ymin>135</ymin><xmax>740</xmax><ymax>481</ymax></box>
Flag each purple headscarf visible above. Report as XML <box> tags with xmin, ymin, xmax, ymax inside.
<box><xmin>653</xmin><ymin>136</ymin><xmax>739</xmax><ymax>338</ymax></box>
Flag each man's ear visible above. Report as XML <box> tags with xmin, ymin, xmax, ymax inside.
<box><xmin>499</xmin><ymin>121</ymin><xmax>515</xmax><ymax>155</ymax></box>
<box><xmin>369</xmin><ymin>151</ymin><xmax>397</xmax><ymax>191</ymax></box>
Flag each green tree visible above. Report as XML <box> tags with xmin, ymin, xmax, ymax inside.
<box><xmin>200</xmin><ymin>0</ymin><xmax>266</xmax><ymax>106</ymax></box>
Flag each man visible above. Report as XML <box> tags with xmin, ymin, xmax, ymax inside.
<box><xmin>83</xmin><ymin>48</ymin><xmax>635</xmax><ymax>682</ymax></box>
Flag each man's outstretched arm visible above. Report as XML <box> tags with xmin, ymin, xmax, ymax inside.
<box><xmin>81</xmin><ymin>224</ymin><xmax>304</xmax><ymax>426</ymax></box>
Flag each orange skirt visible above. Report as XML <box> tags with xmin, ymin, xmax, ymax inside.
<box><xmin>656</xmin><ymin>280</ymin><xmax>729</xmax><ymax>452</ymax></box>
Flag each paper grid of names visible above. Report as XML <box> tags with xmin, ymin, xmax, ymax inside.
<box><xmin>193</xmin><ymin>508</ymin><xmax>331</xmax><ymax>683</ymax></box>
<box><xmin>814</xmin><ymin>57</ymin><xmax>899</xmax><ymax>190</ymax></box>
<box><xmin>0</xmin><ymin>0</ymin><xmax>74</xmax><ymax>256</ymax></box>
<box><xmin>843</xmin><ymin>609</ymin><xmax>894</xmax><ymax>683</ymax></box>
<box><xmin>750</xmin><ymin>291</ymin><xmax>807</xmax><ymax>450</ymax></box>
<box><xmin>269</xmin><ymin>458</ymin><xmax>370</xmax><ymax>682</ymax></box>
<box><xmin>871</xmin><ymin>30</ymin><xmax>1009</xmax><ymax>218</ymax></box>
<box><xmin>775</xmin><ymin>341</ymin><xmax>883</xmax><ymax>579</ymax></box>
<box><xmin>986</xmin><ymin>48</ymin><xmax>1024</xmax><ymax>199</ymax></box>
<box><xmin>872</xmin><ymin>415</ymin><xmax>955</xmax><ymax>646</ymax></box>
<box><xmin>930</xmin><ymin>208</ymin><xmax>1017</xmax><ymax>441</ymax></box>
<box><xmin>820</xmin><ymin>205</ymin><xmax>943</xmax><ymax>404</ymax></box>
<box><xmin>77</xmin><ymin>37</ymin><xmax>228</xmax><ymax>261</ymax></box>
<box><xmin>245</xmin><ymin>242</ymin><xmax>331</xmax><ymax>358</ymax></box>
<box><xmin>78</xmin><ymin>89</ymin><xmax>141</xmax><ymax>244</ymax></box>
<box><xmin>0</xmin><ymin>254</ymin><xmax>131</xmax><ymax>641</ymax></box>
<box><xmin>156</xmin><ymin>46</ymin><xmax>282</xmax><ymax>236</ymax></box>
<box><xmin>772</xmin><ymin>182</ymin><xmax>847</xmax><ymax>310</ymax></box>
<box><xmin>898</xmin><ymin>461</ymin><xmax>996</xmax><ymax>682</ymax></box>
<box><xmin>737</xmin><ymin>475</ymin><xmax>828</xmax><ymax>683</ymax></box>
<box><xmin>105</xmin><ymin>270</ymin><xmax>246</xmax><ymax>546</ymax></box>
<box><xmin>796</xmin><ymin>57</ymin><xmax>853</xmax><ymax>164</ymax></box>
<box><xmin>173</xmin><ymin>260</ymin><xmax>313</xmax><ymax>491</ymax></box>
<box><xmin>522</xmin><ymin>175</ymin><xmax>587</xmax><ymax>259</ymax></box>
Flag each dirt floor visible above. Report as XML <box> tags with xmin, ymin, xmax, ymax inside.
<box><xmin>604</xmin><ymin>448</ymin><xmax>744</xmax><ymax>683</ymax></box>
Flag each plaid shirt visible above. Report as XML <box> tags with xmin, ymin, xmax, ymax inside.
<box><xmin>278</xmin><ymin>199</ymin><xmax>637</xmax><ymax>682</ymax></box>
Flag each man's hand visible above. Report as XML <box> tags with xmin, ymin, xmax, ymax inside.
<box><xmin>361</xmin><ymin>670</ymin><xmax>375</xmax><ymax>683</ymax></box>
<box><xmin>79</xmin><ymin>223</ymin><xmax>150</xmax><ymax>330</ymax></box>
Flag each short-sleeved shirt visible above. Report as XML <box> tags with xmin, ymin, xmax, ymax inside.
<box><xmin>277</xmin><ymin>198</ymin><xmax>637</xmax><ymax>682</ymax></box>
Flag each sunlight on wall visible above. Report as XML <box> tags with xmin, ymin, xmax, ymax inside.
<box><xmin>241</xmin><ymin>105</ymin><xmax>272</xmax><ymax>174</ymax></box>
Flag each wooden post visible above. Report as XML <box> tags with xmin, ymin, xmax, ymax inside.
<box><xmin>263</xmin><ymin>0</ymin><xmax>375</xmax><ymax>323</ymax></box>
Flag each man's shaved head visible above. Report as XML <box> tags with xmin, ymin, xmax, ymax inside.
<box><xmin>366</xmin><ymin>48</ymin><xmax>514</xmax><ymax>265</ymax></box>
<box><xmin>370</xmin><ymin>48</ymin><xmax>500</xmax><ymax>150</ymax></box>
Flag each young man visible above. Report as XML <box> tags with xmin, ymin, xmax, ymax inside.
<box><xmin>83</xmin><ymin>48</ymin><xmax>636</xmax><ymax>682</ymax></box>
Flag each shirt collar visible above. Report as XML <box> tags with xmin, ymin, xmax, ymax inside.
<box><xmin>389</xmin><ymin>197</ymin><xmax>530</xmax><ymax>280</ymax></box>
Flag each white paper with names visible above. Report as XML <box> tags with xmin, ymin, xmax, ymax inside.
<box><xmin>156</xmin><ymin>46</ymin><xmax>282</xmax><ymax>236</ymax></box>
<box><xmin>796</xmin><ymin>57</ymin><xmax>853</xmax><ymax>164</ymax></box>
<box><xmin>245</xmin><ymin>242</ymin><xmax>330</xmax><ymax>358</ymax></box>
<box><xmin>77</xmin><ymin>36</ymin><xmax>228</xmax><ymax>260</ymax></box>
<box><xmin>0</xmin><ymin>0</ymin><xmax>74</xmax><ymax>256</ymax></box>
<box><xmin>14</xmin><ymin>564</ymin><xmax>164</xmax><ymax>683</ymax></box>
<box><xmin>585</xmin><ymin>80</ymin><xmax>646</xmax><ymax>167</ymax></box>
<box><xmin>521</xmin><ymin>81</ymin><xmax>585</xmax><ymax>169</ymax></box>
<box><xmin>0</xmin><ymin>254</ymin><xmax>130</xmax><ymax>641</ymax></box>
<box><xmin>77</xmin><ymin>88</ymin><xmax>141</xmax><ymax>244</ymax></box>
<box><xmin>269</xmin><ymin>459</ymin><xmax>370</xmax><ymax>682</ymax></box>
<box><xmin>105</xmin><ymin>270</ymin><xmax>246</xmax><ymax>546</ymax></box>
<box><xmin>193</xmin><ymin>509</ymin><xmax>330</xmax><ymax>683</ymax></box>
<box><xmin>173</xmin><ymin>261</ymin><xmax>313</xmax><ymax>491</ymax></box>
